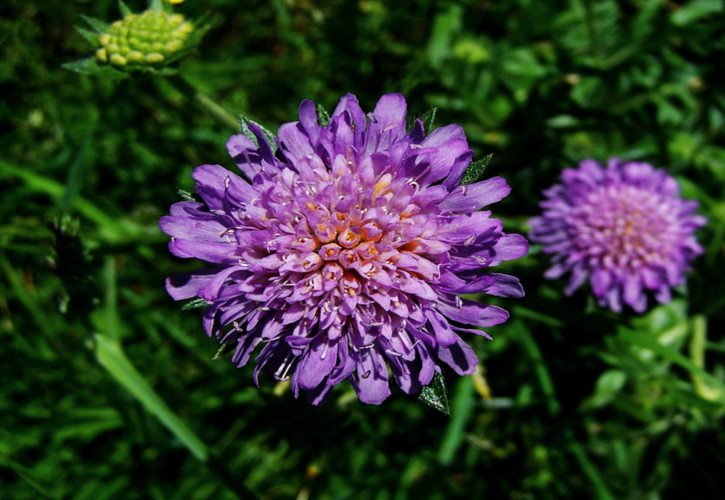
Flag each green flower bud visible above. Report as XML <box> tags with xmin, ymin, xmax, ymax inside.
<box><xmin>110</xmin><ymin>53</ymin><xmax>127</xmax><ymax>66</ymax></box>
<box><xmin>95</xmin><ymin>8</ymin><xmax>195</xmax><ymax>67</ymax></box>
<box><xmin>145</xmin><ymin>53</ymin><xmax>165</xmax><ymax>64</ymax></box>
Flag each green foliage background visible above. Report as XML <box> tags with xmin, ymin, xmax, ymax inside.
<box><xmin>1</xmin><ymin>0</ymin><xmax>724</xmax><ymax>498</ymax></box>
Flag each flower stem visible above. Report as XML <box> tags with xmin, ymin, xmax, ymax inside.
<box><xmin>167</xmin><ymin>72</ymin><xmax>240</xmax><ymax>130</ymax></box>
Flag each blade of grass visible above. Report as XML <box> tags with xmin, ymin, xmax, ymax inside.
<box><xmin>93</xmin><ymin>333</ymin><xmax>209</xmax><ymax>461</ymax></box>
<box><xmin>620</xmin><ymin>328</ymin><xmax>725</xmax><ymax>392</ymax></box>
<box><xmin>438</xmin><ymin>376</ymin><xmax>474</xmax><ymax>465</ymax></box>
<box><xmin>0</xmin><ymin>159</ymin><xmax>157</xmax><ymax>245</ymax></box>
<box><xmin>568</xmin><ymin>435</ymin><xmax>615</xmax><ymax>500</ymax></box>
<box><xmin>512</xmin><ymin>319</ymin><xmax>560</xmax><ymax>415</ymax></box>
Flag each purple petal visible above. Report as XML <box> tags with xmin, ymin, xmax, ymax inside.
<box><xmin>297</xmin><ymin>339</ymin><xmax>338</xmax><ymax>390</ymax></box>
<box><xmin>352</xmin><ymin>349</ymin><xmax>391</xmax><ymax>405</ymax></box>
<box><xmin>277</xmin><ymin>122</ymin><xmax>314</xmax><ymax>161</ymax></box>
<box><xmin>440</xmin><ymin>177</ymin><xmax>511</xmax><ymax>213</ymax></box>
<box><xmin>437</xmin><ymin>335</ymin><xmax>479</xmax><ymax>375</ymax></box>
<box><xmin>438</xmin><ymin>299</ymin><xmax>510</xmax><ymax>328</ymax></box>
<box><xmin>165</xmin><ymin>270</ymin><xmax>216</xmax><ymax>300</ymax></box>
<box><xmin>371</xmin><ymin>93</ymin><xmax>407</xmax><ymax>133</ymax></box>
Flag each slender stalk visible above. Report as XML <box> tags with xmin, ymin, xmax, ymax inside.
<box><xmin>166</xmin><ymin>72</ymin><xmax>240</xmax><ymax>130</ymax></box>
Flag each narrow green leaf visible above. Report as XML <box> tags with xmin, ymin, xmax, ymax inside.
<box><xmin>438</xmin><ymin>376</ymin><xmax>474</xmax><ymax>465</ymax></box>
<box><xmin>177</xmin><ymin>188</ymin><xmax>196</xmax><ymax>202</ymax></box>
<box><xmin>583</xmin><ymin>370</ymin><xmax>627</xmax><ymax>409</ymax></box>
<box><xmin>181</xmin><ymin>297</ymin><xmax>209</xmax><ymax>311</ymax></box>
<box><xmin>460</xmin><ymin>154</ymin><xmax>493</xmax><ymax>185</ymax></box>
<box><xmin>0</xmin><ymin>159</ymin><xmax>148</xmax><ymax>244</ymax></box>
<box><xmin>94</xmin><ymin>333</ymin><xmax>209</xmax><ymax>461</ymax></box>
<box><xmin>620</xmin><ymin>328</ymin><xmax>725</xmax><ymax>391</ymax></box>
<box><xmin>419</xmin><ymin>107</ymin><xmax>437</xmax><ymax>134</ymax></box>
<box><xmin>513</xmin><ymin>320</ymin><xmax>560</xmax><ymax>415</ymax></box>
<box><xmin>316</xmin><ymin>103</ymin><xmax>331</xmax><ymax>126</ymax></box>
<box><xmin>568</xmin><ymin>436</ymin><xmax>616</xmax><ymax>500</ymax></box>
<box><xmin>671</xmin><ymin>0</ymin><xmax>722</xmax><ymax>26</ymax></box>
<box><xmin>213</xmin><ymin>342</ymin><xmax>235</xmax><ymax>361</ymax></box>
<box><xmin>149</xmin><ymin>0</ymin><xmax>167</xmax><ymax>12</ymax></box>
<box><xmin>118</xmin><ymin>0</ymin><xmax>133</xmax><ymax>17</ymax></box>
<box><xmin>240</xmin><ymin>116</ymin><xmax>277</xmax><ymax>153</ymax></box>
<box><xmin>419</xmin><ymin>371</ymin><xmax>450</xmax><ymax>415</ymax></box>
<box><xmin>80</xmin><ymin>14</ymin><xmax>110</xmax><ymax>34</ymax></box>
<box><xmin>74</xmin><ymin>25</ymin><xmax>99</xmax><ymax>45</ymax></box>
<box><xmin>61</xmin><ymin>58</ymin><xmax>128</xmax><ymax>79</ymax></box>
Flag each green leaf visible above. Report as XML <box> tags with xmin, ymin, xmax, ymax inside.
<box><xmin>671</xmin><ymin>0</ymin><xmax>722</xmax><ymax>26</ymax></box>
<box><xmin>583</xmin><ymin>370</ymin><xmax>627</xmax><ymax>409</ymax></box>
<box><xmin>620</xmin><ymin>328</ymin><xmax>725</xmax><ymax>392</ymax></box>
<box><xmin>426</xmin><ymin>5</ymin><xmax>463</xmax><ymax>68</ymax></box>
<box><xmin>118</xmin><ymin>0</ymin><xmax>133</xmax><ymax>17</ymax></box>
<box><xmin>460</xmin><ymin>154</ymin><xmax>493</xmax><ymax>185</ymax></box>
<box><xmin>419</xmin><ymin>371</ymin><xmax>450</xmax><ymax>415</ymax></box>
<box><xmin>213</xmin><ymin>342</ymin><xmax>235</xmax><ymax>361</ymax></box>
<box><xmin>316</xmin><ymin>103</ymin><xmax>331</xmax><ymax>126</ymax></box>
<box><xmin>61</xmin><ymin>58</ymin><xmax>128</xmax><ymax>79</ymax></box>
<box><xmin>94</xmin><ymin>333</ymin><xmax>209</xmax><ymax>461</ymax></box>
<box><xmin>437</xmin><ymin>376</ymin><xmax>474</xmax><ymax>465</ymax></box>
<box><xmin>240</xmin><ymin>116</ymin><xmax>278</xmax><ymax>153</ymax></box>
<box><xmin>80</xmin><ymin>14</ymin><xmax>109</xmax><ymax>34</ymax></box>
<box><xmin>181</xmin><ymin>298</ymin><xmax>208</xmax><ymax>311</ymax></box>
<box><xmin>177</xmin><ymin>188</ymin><xmax>196</xmax><ymax>202</ymax></box>
<box><xmin>419</xmin><ymin>106</ymin><xmax>437</xmax><ymax>134</ymax></box>
<box><xmin>74</xmin><ymin>25</ymin><xmax>99</xmax><ymax>45</ymax></box>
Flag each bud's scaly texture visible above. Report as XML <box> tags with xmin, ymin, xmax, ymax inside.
<box><xmin>96</xmin><ymin>10</ymin><xmax>194</xmax><ymax>67</ymax></box>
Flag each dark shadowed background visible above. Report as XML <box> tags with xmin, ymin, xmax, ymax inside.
<box><xmin>1</xmin><ymin>0</ymin><xmax>724</xmax><ymax>498</ymax></box>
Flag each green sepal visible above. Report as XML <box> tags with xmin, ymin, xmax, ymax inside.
<box><xmin>420</xmin><ymin>106</ymin><xmax>438</xmax><ymax>134</ymax></box>
<box><xmin>419</xmin><ymin>371</ymin><xmax>450</xmax><ymax>415</ymax></box>
<box><xmin>62</xmin><ymin>58</ymin><xmax>129</xmax><ymax>79</ymax></box>
<box><xmin>213</xmin><ymin>342</ymin><xmax>235</xmax><ymax>361</ymax></box>
<box><xmin>460</xmin><ymin>154</ymin><xmax>493</xmax><ymax>185</ymax></box>
<box><xmin>118</xmin><ymin>0</ymin><xmax>134</xmax><ymax>17</ymax></box>
<box><xmin>177</xmin><ymin>189</ymin><xmax>196</xmax><ymax>202</ymax></box>
<box><xmin>240</xmin><ymin>116</ymin><xmax>278</xmax><ymax>153</ymax></box>
<box><xmin>74</xmin><ymin>25</ymin><xmax>99</xmax><ymax>45</ymax></box>
<box><xmin>316</xmin><ymin>103</ymin><xmax>331</xmax><ymax>126</ymax></box>
<box><xmin>148</xmin><ymin>0</ymin><xmax>168</xmax><ymax>13</ymax></box>
<box><xmin>80</xmin><ymin>14</ymin><xmax>110</xmax><ymax>34</ymax></box>
<box><xmin>181</xmin><ymin>298</ymin><xmax>209</xmax><ymax>311</ymax></box>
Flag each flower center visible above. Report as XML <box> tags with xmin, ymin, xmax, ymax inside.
<box><xmin>569</xmin><ymin>184</ymin><xmax>678</xmax><ymax>270</ymax></box>
<box><xmin>256</xmin><ymin>155</ymin><xmax>439</xmax><ymax>317</ymax></box>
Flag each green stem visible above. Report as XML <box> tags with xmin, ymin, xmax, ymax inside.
<box><xmin>167</xmin><ymin>73</ymin><xmax>240</xmax><ymax>130</ymax></box>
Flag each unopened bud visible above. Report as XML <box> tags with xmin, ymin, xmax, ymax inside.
<box><xmin>95</xmin><ymin>9</ymin><xmax>195</xmax><ymax>67</ymax></box>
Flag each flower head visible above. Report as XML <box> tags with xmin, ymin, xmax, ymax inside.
<box><xmin>160</xmin><ymin>93</ymin><xmax>527</xmax><ymax>404</ymax></box>
<box><xmin>96</xmin><ymin>10</ymin><xmax>193</xmax><ymax>67</ymax></box>
<box><xmin>65</xmin><ymin>3</ymin><xmax>211</xmax><ymax>77</ymax></box>
<box><xmin>530</xmin><ymin>158</ymin><xmax>705</xmax><ymax>313</ymax></box>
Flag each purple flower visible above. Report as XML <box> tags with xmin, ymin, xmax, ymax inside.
<box><xmin>160</xmin><ymin>93</ymin><xmax>527</xmax><ymax>405</ymax></box>
<box><xmin>530</xmin><ymin>158</ymin><xmax>705</xmax><ymax>313</ymax></box>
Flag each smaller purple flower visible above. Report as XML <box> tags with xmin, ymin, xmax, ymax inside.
<box><xmin>529</xmin><ymin>158</ymin><xmax>705</xmax><ymax>313</ymax></box>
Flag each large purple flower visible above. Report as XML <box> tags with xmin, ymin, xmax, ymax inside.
<box><xmin>530</xmin><ymin>158</ymin><xmax>705</xmax><ymax>313</ymax></box>
<box><xmin>160</xmin><ymin>93</ymin><xmax>527</xmax><ymax>404</ymax></box>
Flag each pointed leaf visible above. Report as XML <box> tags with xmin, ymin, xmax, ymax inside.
<box><xmin>61</xmin><ymin>58</ymin><xmax>128</xmax><ymax>79</ymax></box>
<box><xmin>177</xmin><ymin>188</ymin><xmax>196</xmax><ymax>202</ymax></box>
<box><xmin>74</xmin><ymin>25</ymin><xmax>99</xmax><ymax>45</ymax></box>
<box><xmin>118</xmin><ymin>0</ymin><xmax>133</xmax><ymax>16</ymax></box>
<box><xmin>94</xmin><ymin>333</ymin><xmax>209</xmax><ymax>461</ymax></box>
<box><xmin>240</xmin><ymin>116</ymin><xmax>278</xmax><ymax>153</ymax></box>
<box><xmin>80</xmin><ymin>14</ymin><xmax>110</xmax><ymax>34</ymax></box>
<box><xmin>316</xmin><ymin>103</ymin><xmax>331</xmax><ymax>126</ymax></box>
<box><xmin>181</xmin><ymin>297</ymin><xmax>209</xmax><ymax>311</ymax></box>
<box><xmin>420</xmin><ymin>106</ymin><xmax>437</xmax><ymax>134</ymax></box>
<box><xmin>419</xmin><ymin>371</ymin><xmax>450</xmax><ymax>415</ymax></box>
<box><xmin>460</xmin><ymin>154</ymin><xmax>493</xmax><ymax>185</ymax></box>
